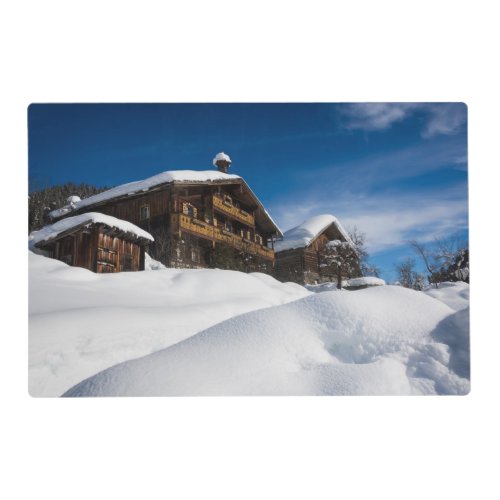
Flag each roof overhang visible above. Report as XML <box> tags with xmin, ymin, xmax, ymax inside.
<box><xmin>33</xmin><ymin>219</ymin><xmax>153</xmax><ymax>250</ymax></box>
<box><xmin>50</xmin><ymin>176</ymin><xmax>283</xmax><ymax>238</ymax></box>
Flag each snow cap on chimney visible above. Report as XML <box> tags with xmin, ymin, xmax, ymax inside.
<box><xmin>213</xmin><ymin>152</ymin><xmax>232</xmax><ymax>173</ymax></box>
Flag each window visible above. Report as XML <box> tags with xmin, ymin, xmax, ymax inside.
<box><xmin>140</xmin><ymin>205</ymin><xmax>150</xmax><ymax>220</ymax></box>
<box><xmin>182</xmin><ymin>202</ymin><xmax>198</xmax><ymax>219</ymax></box>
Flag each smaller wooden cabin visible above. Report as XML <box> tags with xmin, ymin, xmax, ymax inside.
<box><xmin>274</xmin><ymin>214</ymin><xmax>360</xmax><ymax>285</ymax></box>
<box><xmin>29</xmin><ymin>212</ymin><xmax>154</xmax><ymax>273</ymax></box>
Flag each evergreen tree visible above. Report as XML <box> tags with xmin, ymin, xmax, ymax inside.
<box><xmin>28</xmin><ymin>181</ymin><xmax>110</xmax><ymax>233</ymax></box>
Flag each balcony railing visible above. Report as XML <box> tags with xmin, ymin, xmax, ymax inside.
<box><xmin>171</xmin><ymin>214</ymin><xmax>274</xmax><ymax>261</ymax></box>
<box><xmin>212</xmin><ymin>195</ymin><xmax>255</xmax><ymax>226</ymax></box>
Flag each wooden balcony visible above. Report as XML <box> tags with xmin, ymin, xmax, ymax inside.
<box><xmin>212</xmin><ymin>195</ymin><xmax>255</xmax><ymax>226</ymax></box>
<box><xmin>171</xmin><ymin>214</ymin><xmax>274</xmax><ymax>261</ymax></box>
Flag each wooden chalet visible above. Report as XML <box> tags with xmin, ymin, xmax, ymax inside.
<box><xmin>49</xmin><ymin>153</ymin><xmax>282</xmax><ymax>273</ymax></box>
<box><xmin>30</xmin><ymin>213</ymin><xmax>154</xmax><ymax>273</ymax></box>
<box><xmin>274</xmin><ymin>214</ymin><xmax>361</xmax><ymax>285</ymax></box>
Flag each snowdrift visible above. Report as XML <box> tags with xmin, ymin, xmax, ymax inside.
<box><xmin>29</xmin><ymin>252</ymin><xmax>310</xmax><ymax>396</ymax></box>
<box><xmin>423</xmin><ymin>281</ymin><xmax>470</xmax><ymax>311</ymax></box>
<box><xmin>64</xmin><ymin>285</ymin><xmax>470</xmax><ymax>397</ymax></box>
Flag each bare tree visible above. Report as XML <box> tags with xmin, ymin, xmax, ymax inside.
<box><xmin>348</xmin><ymin>226</ymin><xmax>380</xmax><ymax>277</ymax></box>
<box><xmin>395</xmin><ymin>258</ymin><xmax>424</xmax><ymax>290</ymax></box>
<box><xmin>409</xmin><ymin>240</ymin><xmax>441</xmax><ymax>288</ymax></box>
<box><xmin>409</xmin><ymin>236</ymin><xmax>469</xmax><ymax>288</ymax></box>
<box><xmin>348</xmin><ymin>227</ymin><xmax>367</xmax><ymax>262</ymax></box>
<box><xmin>149</xmin><ymin>226</ymin><xmax>175</xmax><ymax>266</ymax></box>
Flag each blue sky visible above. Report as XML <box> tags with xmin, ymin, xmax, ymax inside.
<box><xmin>28</xmin><ymin>103</ymin><xmax>468</xmax><ymax>282</ymax></box>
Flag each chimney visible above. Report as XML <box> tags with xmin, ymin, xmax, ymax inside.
<box><xmin>213</xmin><ymin>152</ymin><xmax>232</xmax><ymax>174</ymax></box>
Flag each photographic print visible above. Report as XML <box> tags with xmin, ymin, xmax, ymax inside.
<box><xmin>28</xmin><ymin>103</ymin><xmax>469</xmax><ymax>397</ymax></box>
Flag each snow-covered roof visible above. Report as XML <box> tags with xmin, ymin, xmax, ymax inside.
<box><xmin>274</xmin><ymin>214</ymin><xmax>354</xmax><ymax>252</ymax></box>
<box><xmin>29</xmin><ymin>212</ymin><xmax>154</xmax><ymax>249</ymax></box>
<box><xmin>49</xmin><ymin>170</ymin><xmax>242</xmax><ymax>219</ymax></box>
<box><xmin>48</xmin><ymin>169</ymin><xmax>283</xmax><ymax>237</ymax></box>
<box><xmin>213</xmin><ymin>152</ymin><xmax>231</xmax><ymax>166</ymax></box>
<box><xmin>347</xmin><ymin>277</ymin><xmax>386</xmax><ymax>287</ymax></box>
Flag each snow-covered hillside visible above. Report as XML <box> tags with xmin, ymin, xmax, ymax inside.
<box><xmin>64</xmin><ymin>287</ymin><xmax>469</xmax><ymax>397</ymax></box>
<box><xmin>423</xmin><ymin>281</ymin><xmax>470</xmax><ymax>311</ymax></box>
<box><xmin>29</xmin><ymin>251</ymin><xmax>470</xmax><ymax>397</ymax></box>
<box><xmin>29</xmin><ymin>252</ymin><xmax>309</xmax><ymax>396</ymax></box>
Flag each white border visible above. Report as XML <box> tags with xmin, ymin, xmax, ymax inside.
<box><xmin>3</xmin><ymin>1</ymin><xmax>499</xmax><ymax>499</ymax></box>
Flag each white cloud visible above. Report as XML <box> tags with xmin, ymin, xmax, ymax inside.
<box><xmin>300</xmin><ymin>135</ymin><xmax>468</xmax><ymax>193</ymax></box>
<box><xmin>341</xmin><ymin>201</ymin><xmax>468</xmax><ymax>253</ymax></box>
<box><xmin>340</xmin><ymin>103</ymin><xmax>418</xmax><ymax>131</ymax></box>
<box><xmin>339</xmin><ymin>103</ymin><xmax>467</xmax><ymax>138</ymax></box>
<box><xmin>270</xmin><ymin>189</ymin><xmax>468</xmax><ymax>255</ymax></box>
<box><xmin>422</xmin><ymin>103</ymin><xmax>467</xmax><ymax>138</ymax></box>
<box><xmin>268</xmin><ymin>126</ymin><xmax>468</xmax><ymax>256</ymax></box>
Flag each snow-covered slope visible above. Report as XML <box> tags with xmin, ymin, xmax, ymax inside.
<box><xmin>64</xmin><ymin>285</ymin><xmax>470</xmax><ymax>397</ymax></box>
<box><xmin>423</xmin><ymin>281</ymin><xmax>470</xmax><ymax>311</ymax></box>
<box><xmin>29</xmin><ymin>252</ymin><xmax>309</xmax><ymax>396</ymax></box>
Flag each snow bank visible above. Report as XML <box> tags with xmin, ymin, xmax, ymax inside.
<box><xmin>29</xmin><ymin>252</ymin><xmax>310</xmax><ymax>396</ymax></box>
<box><xmin>305</xmin><ymin>276</ymin><xmax>385</xmax><ymax>293</ymax></box>
<box><xmin>144</xmin><ymin>253</ymin><xmax>167</xmax><ymax>270</ymax></box>
<box><xmin>64</xmin><ymin>285</ymin><xmax>470</xmax><ymax>397</ymax></box>
<box><xmin>306</xmin><ymin>281</ymin><xmax>342</xmax><ymax>292</ymax></box>
<box><xmin>274</xmin><ymin>214</ymin><xmax>353</xmax><ymax>252</ymax></box>
<box><xmin>49</xmin><ymin>170</ymin><xmax>242</xmax><ymax>218</ymax></box>
<box><xmin>423</xmin><ymin>281</ymin><xmax>470</xmax><ymax>311</ymax></box>
<box><xmin>29</xmin><ymin>212</ymin><xmax>154</xmax><ymax>250</ymax></box>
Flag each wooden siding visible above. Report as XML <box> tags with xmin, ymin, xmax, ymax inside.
<box><xmin>90</xmin><ymin>190</ymin><xmax>171</xmax><ymax>232</ymax></box>
<box><xmin>42</xmin><ymin>227</ymin><xmax>145</xmax><ymax>273</ymax></box>
<box><xmin>273</xmin><ymin>248</ymin><xmax>305</xmax><ymax>284</ymax></box>
<box><xmin>309</xmin><ymin>233</ymin><xmax>329</xmax><ymax>252</ymax></box>
<box><xmin>96</xmin><ymin>231</ymin><xmax>142</xmax><ymax>273</ymax></box>
<box><xmin>303</xmin><ymin>248</ymin><xmax>320</xmax><ymax>272</ymax></box>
